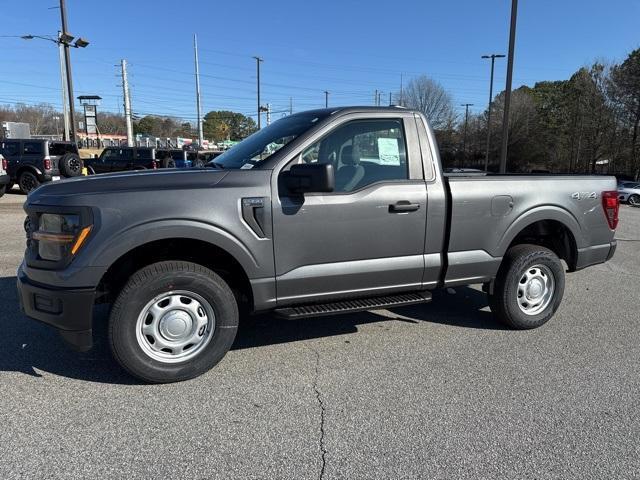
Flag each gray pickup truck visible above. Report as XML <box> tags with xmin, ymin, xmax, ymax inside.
<box><xmin>17</xmin><ymin>107</ymin><xmax>619</xmax><ymax>383</ymax></box>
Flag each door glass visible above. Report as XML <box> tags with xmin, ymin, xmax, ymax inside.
<box><xmin>301</xmin><ymin>119</ymin><xmax>408</xmax><ymax>192</ymax></box>
<box><xmin>2</xmin><ymin>142</ymin><xmax>20</xmax><ymax>157</ymax></box>
<box><xmin>23</xmin><ymin>142</ymin><xmax>44</xmax><ymax>155</ymax></box>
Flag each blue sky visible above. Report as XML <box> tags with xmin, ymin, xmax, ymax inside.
<box><xmin>1</xmin><ymin>0</ymin><xmax>638</xmax><ymax>123</ymax></box>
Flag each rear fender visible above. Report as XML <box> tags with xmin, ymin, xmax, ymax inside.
<box><xmin>496</xmin><ymin>206</ymin><xmax>584</xmax><ymax>256</ymax></box>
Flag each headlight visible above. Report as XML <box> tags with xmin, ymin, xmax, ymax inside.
<box><xmin>32</xmin><ymin>213</ymin><xmax>92</xmax><ymax>261</ymax></box>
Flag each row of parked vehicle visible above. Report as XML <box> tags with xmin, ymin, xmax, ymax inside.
<box><xmin>85</xmin><ymin>146</ymin><xmax>223</xmax><ymax>174</ymax></box>
<box><xmin>0</xmin><ymin>140</ymin><xmax>224</xmax><ymax>195</ymax></box>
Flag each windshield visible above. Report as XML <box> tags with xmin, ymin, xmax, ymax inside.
<box><xmin>209</xmin><ymin>111</ymin><xmax>329</xmax><ymax>169</ymax></box>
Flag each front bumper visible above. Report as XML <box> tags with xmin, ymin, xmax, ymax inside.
<box><xmin>17</xmin><ymin>265</ymin><xmax>96</xmax><ymax>351</ymax></box>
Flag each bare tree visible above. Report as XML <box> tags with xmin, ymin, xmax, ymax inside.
<box><xmin>402</xmin><ymin>76</ymin><xmax>456</xmax><ymax>130</ymax></box>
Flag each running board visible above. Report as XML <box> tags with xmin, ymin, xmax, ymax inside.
<box><xmin>274</xmin><ymin>291</ymin><xmax>432</xmax><ymax>319</ymax></box>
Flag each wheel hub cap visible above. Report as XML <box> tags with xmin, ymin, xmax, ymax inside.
<box><xmin>135</xmin><ymin>291</ymin><xmax>215</xmax><ymax>363</ymax></box>
<box><xmin>159</xmin><ymin>310</ymin><xmax>192</xmax><ymax>340</ymax></box>
<box><xmin>517</xmin><ymin>265</ymin><xmax>555</xmax><ymax>316</ymax></box>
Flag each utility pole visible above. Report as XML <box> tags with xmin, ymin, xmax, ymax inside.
<box><xmin>59</xmin><ymin>0</ymin><xmax>76</xmax><ymax>142</ymax></box>
<box><xmin>193</xmin><ymin>34</ymin><xmax>203</xmax><ymax>146</ymax></box>
<box><xmin>374</xmin><ymin>89</ymin><xmax>378</xmax><ymax>106</ymax></box>
<box><xmin>389</xmin><ymin>92</ymin><xmax>392</xmax><ymax>106</ymax></box>
<box><xmin>499</xmin><ymin>0</ymin><xmax>519</xmax><ymax>173</ymax></box>
<box><xmin>324</xmin><ymin>90</ymin><xmax>329</xmax><ymax>108</ymax></box>
<box><xmin>377</xmin><ymin>91</ymin><xmax>383</xmax><ymax>107</ymax></box>
<box><xmin>266</xmin><ymin>104</ymin><xmax>271</xmax><ymax>126</ymax></box>
<box><xmin>57</xmin><ymin>31</ymin><xmax>70</xmax><ymax>141</ymax></box>
<box><xmin>399</xmin><ymin>73</ymin><xmax>403</xmax><ymax>107</ymax></box>
<box><xmin>253</xmin><ymin>56</ymin><xmax>263</xmax><ymax>129</ymax></box>
<box><xmin>461</xmin><ymin>103</ymin><xmax>474</xmax><ymax>162</ymax></box>
<box><xmin>481</xmin><ymin>53</ymin><xmax>505</xmax><ymax>171</ymax></box>
<box><xmin>289</xmin><ymin>97</ymin><xmax>293</xmax><ymax>115</ymax></box>
<box><xmin>121</xmin><ymin>59</ymin><xmax>133</xmax><ymax>147</ymax></box>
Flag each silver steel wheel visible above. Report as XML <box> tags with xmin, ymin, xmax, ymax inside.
<box><xmin>629</xmin><ymin>194</ymin><xmax>639</xmax><ymax>206</ymax></box>
<box><xmin>135</xmin><ymin>290</ymin><xmax>215</xmax><ymax>363</ymax></box>
<box><xmin>516</xmin><ymin>264</ymin><xmax>555</xmax><ymax>316</ymax></box>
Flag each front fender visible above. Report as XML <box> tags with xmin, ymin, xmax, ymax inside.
<box><xmin>496</xmin><ymin>205</ymin><xmax>584</xmax><ymax>256</ymax></box>
<box><xmin>88</xmin><ymin>219</ymin><xmax>262</xmax><ymax>277</ymax></box>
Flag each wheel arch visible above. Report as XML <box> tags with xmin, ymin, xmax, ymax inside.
<box><xmin>498</xmin><ymin>207</ymin><xmax>581</xmax><ymax>271</ymax></box>
<box><xmin>16</xmin><ymin>165</ymin><xmax>43</xmax><ymax>179</ymax></box>
<box><xmin>97</xmin><ymin>237</ymin><xmax>255</xmax><ymax>311</ymax></box>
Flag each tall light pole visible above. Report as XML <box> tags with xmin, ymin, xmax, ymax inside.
<box><xmin>324</xmin><ymin>90</ymin><xmax>329</xmax><ymax>108</ymax></box>
<box><xmin>253</xmin><ymin>56</ymin><xmax>263</xmax><ymax>129</ymax></box>
<box><xmin>193</xmin><ymin>34</ymin><xmax>203</xmax><ymax>146</ymax></box>
<box><xmin>482</xmin><ymin>54</ymin><xmax>505</xmax><ymax>171</ymax></box>
<box><xmin>121</xmin><ymin>60</ymin><xmax>133</xmax><ymax>147</ymax></box>
<box><xmin>499</xmin><ymin>0</ymin><xmax>519</xmax><ymax>173</ymax></box>
<box><xmin>59</xmin><ymin>0</ymin><xmax>77</xmax><ymax>142</ymax></box>
<box><xmin>461</xmin><ymin>103</ymin><xmax>474</xmax><ymax>163</ymax></box>
<box><xmin>18</xmin><ymin>30</ymin><xmax>88</xmax><ymax>142</ymax></box>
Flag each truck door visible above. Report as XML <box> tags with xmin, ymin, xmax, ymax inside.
<box><xmin>271</xmin><ymin>113</ymin><xmax>427</xmax><ymax>304</ymax></box>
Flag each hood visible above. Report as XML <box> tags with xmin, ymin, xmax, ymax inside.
<box><xmin>27</xmin><ymin>169</ymin><xmax>229</xmax><ymax>204</ymax></box>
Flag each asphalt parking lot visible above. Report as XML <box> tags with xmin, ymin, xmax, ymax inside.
<box><xmin>1</xmin><ymin>189</ymin><xmax>639</xmax><ymax>480</ymax></box>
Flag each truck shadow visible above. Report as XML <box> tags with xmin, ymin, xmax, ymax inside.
<box><xmin>0</xmin><ymin>276</ymin><xmax>503</xmax><ymax>384</ymax></box>
<box><xmin>233</xmin><ymin>287</ymin><xmax>505</xmax><ymax>350</ymax></box>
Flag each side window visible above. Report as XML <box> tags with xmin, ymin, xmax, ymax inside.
<box><xmin>301</xmin><ymin>119</ymin><xmax>408</xmax><ymax>192</ymax></box>
<box><xmin>1</xmin><ymin>141</ymin><xmax>20</xmax><ymax>157</ymax></box>
<box><xmin>101</xmin><ymin>149</ymin><xmax>118</xmax><ymax>162</ymax></box>
<box><xmin>23</xmin><ymin>142</ymin><xmax>44</xmax><ymax>155</ymax></box>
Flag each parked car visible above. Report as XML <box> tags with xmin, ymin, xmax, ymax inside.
<box><xmin>188</xmin><ymin>150</ymin><xmax>224</xmax><ymax>167</ymax></box>
<box><xmin>0</xmin><ymin>139</ymin><xmax>83</xmax><ymax>194</ymax></box>
<box><xmin>155</xmin><ymin>148</ymin><xmax>206</xmax><ymax>168</ymax></box>
<box><xmin>18</xmin><ymin>106</ymin><xmax>619</xmax><ymax>383</ymax></box>
<box><xmin>85</xmin><ymin>147</ymin><xmax>160</xmax><ymax>174</ymax></box>
<box><xmin>0</xmin><ymin>154</ymin><xmax>9</xmax><ymax>197</ymax></box>
<box><xmin>86</xmin><ymin>146</ymin><xmax>204</xmax><ymax>174</ymax></box>
<box><xmin>617</xmin><ymin>181</ymin><xmax>640</xmax><ymax>206</ymax></box>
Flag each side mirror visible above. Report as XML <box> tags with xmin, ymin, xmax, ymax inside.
<box><xmin>282</xmin><ymin>163</ymin><xmax>335</xmax><ymax>194</ymax></box>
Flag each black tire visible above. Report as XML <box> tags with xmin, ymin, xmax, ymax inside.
<box><xmin>87</xmin><ymin>166</ymin><xmax>96</xmax><ymax>175</ymax></box>
<box><xmin>58</xmin><ymin>153</ymin><xmax>83</xmax><ymax>177</ymax></box>
<box><xmin>489</xmin><ymin>244</ymin><xmax>565</xmax><ymax>329</ymax></box>
<box><xmin>162</xmin><ymin>158</ymin><xmax>176</xmax><ymax>169</ymax></box>
<box><xmin>0</xmin><ymin>184</ymin><xmax>5</xmax><ymax>198</ymax></box>
<box><xmin>192</xmin><ymin>158</ymin><xmax>205</xmax><ymax>168</ymax></box>
<box><xmin>18</xmin><ymin>171</ymin><xmax>40</xmax><ymax>194</ymax></box>
<box><xmin>629</xmin><ymin>194</ymin><xmax>640</xmax><ymax>207</ymax></box>
<box><xmin>108</xmin><ymin>261</ymin><xmax>238</xmax><ymax>383</ymax></box>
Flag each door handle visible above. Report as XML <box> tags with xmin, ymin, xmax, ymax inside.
<box><xmin>389</xmin><ymin>201</ymin><xmax>420</xmax><ymax>213</ymax></box>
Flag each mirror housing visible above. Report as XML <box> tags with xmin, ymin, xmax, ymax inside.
<box><xmin>282</xmin><ymin>163</ymin><xmax>335</xmax><ymax>194</ymax></box>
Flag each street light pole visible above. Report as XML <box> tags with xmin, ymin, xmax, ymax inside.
<box><xmin>253</xmin><ymin>56</ymin><xmax>263</xmax><ymax>129</ymax></box>
<box><xmin>59</xmin><ymin>0</ymin><xmax>77</xmax><ymax>143</ymax></box>
<box><xmin>499</xmin><ymin>0</ymin><xmax>519</xmax><ymax>173</ymax></box>
<box><xmin>461</xmin><ymin>103</ymin><xmax>474</xmax><ymax>162</ymax></box>
<box><xmin>57</xmin><ymin>31</ymin><xmax>70</xmax><ymax>141</ymax></box>
<box><xmin>193</xmin><ymin>34</ymin><xmax>203</xmax><ymax>146</ymax></box>
<box><xmin>324</xmin><ymin>90</ymin><xmax>329</xmax><ymax>108</ymax></box>
<box><xmin>482</xmin><ymin>54</ymin><xmax>505</xmax><ymax>171</ymax></box>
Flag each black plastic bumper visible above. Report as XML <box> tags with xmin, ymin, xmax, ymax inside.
<box><xmin>0</xmin><ymin>174</ymin><xmax>9</xmax><ymax>186</ymax></box>
<box><xmin>17</xmin><ymin>268</ymin><xmax>95</xmax><ymax>351</ymax></box>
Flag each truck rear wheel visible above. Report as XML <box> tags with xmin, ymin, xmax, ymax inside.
<box><xmin>108</xmin><ymin>261</ymin><xmax>238</xmax><ymax>383</ymax></box>
<box><xmin>489</xmin><ymin>244</ymin><xmax>565</xmax><ymax>329</ymax></box>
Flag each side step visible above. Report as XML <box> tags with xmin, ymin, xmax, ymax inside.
<box><xmin>274</xmin><ymin>291</ymin><xmax>432</xmax><ymax>319</ymax></box>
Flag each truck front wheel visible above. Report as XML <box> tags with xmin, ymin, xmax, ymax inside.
<box><xmin>108</xmin><ymin>261</ymin><xmax>238</xmax><ymax>383</ymax></box>
<box><xmin>489</xmin><ymin>244</ymin><xmax>565</xmax><ymax>329</ymax></box>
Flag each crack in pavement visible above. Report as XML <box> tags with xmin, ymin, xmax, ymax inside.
<box><xmin>308</xmin><ymin>345</ymin><xmax>328</xmax><ymax>480</ymax></box>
